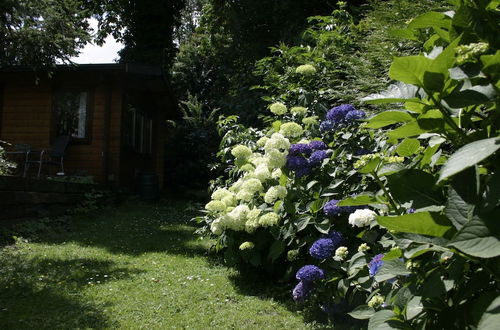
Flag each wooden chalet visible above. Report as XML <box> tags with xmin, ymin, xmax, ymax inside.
<box><xmin>0</xmin><ymin>63</ymin><xmax>176</xmax><ymax>189</ymax></box>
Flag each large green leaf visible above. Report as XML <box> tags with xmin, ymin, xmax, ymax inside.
<box><xmin>408</xmin><ymin>11</ymin><xmax>450</xmax><ymax>29</ymax></box>
<box><xmin>444</xmin><ymin>168</ymin><xmax>478</xmax><ymax>230</ymax></box>
<box><xmin>386</xmin><ymin>121</ymin><xmax>428</xmax><ymax>140</ymax></box>
<box><xmin>377</xmin><ymin>212</ymin><xmax>456</xmax><ymax>238</ymax></box>
<box><xmin>448</xmin><ymin>211</ymin><xmax>500</xmax><ymax>258</ymax></box>
<box><xmin>387</xmin><ymin>169</ymin><xmax>443</xmax><ymax>208</ymax></box>
<box><xmin>361</xmin><ymin>83</ymin><xmax>421</xmax><ymax>105</ymax></box>
<box><xmin>478</xmin><ymin>295</ymin><xmax>500</xmax><ymax>330</ymax></box>
<box><xmin>267</xmin><ymin>240</ymin><xmax>285</xmax><ymax>262</ymax></box>
<box><xmin>396</xmin><ymin>138</ymin><xmax>421</xmax><ymax>157</ymax></box>
<box><xmin>365</xmin><ymin>110</ymin><xmax>415</xmax><ymax>129</ymax></box>
<box><xmin>445</xmin><ymin>186</ymin><xmax>474</xmax><ymax>230</ymax></box>
<box><xmin>338</xmin><ymin>193</ymin><xmax>381</xmax><ymax>206</ymax></box>
<box><xmin>389</xmin><ymin>56</ymin><xmax>433</xmax><ymax>87</ymax></box>
<box><xmin>438</xmin><ymin>137</ymin><xmax>500</xmax><ymax>182</ymax></box>
<box><xmin>443</xmin><ymin>84</ymin><xmax>497</xmax><ymax>108</ymax></box>
<box><xmin>368</xmin><ymin>310</ymin><xmax>400</xmax><ymax>330</ymax></box>
<box><xmin>348</xmin><ymin>305</ymin><xmax>375</xmax><ymax>320</ymax></box>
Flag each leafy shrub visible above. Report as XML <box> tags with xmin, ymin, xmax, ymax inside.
<box><xmin>198</xmin><ymin>0</ymin><xmax>500</xmax><ymax>327</ymax></box>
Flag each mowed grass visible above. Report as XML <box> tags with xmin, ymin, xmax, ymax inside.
<box><xmin>0</xmin><ymin>200</ymin><xmax>316</xmax><ymax>329</ymax></box>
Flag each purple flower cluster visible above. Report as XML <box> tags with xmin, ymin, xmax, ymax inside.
<box><xmin>309</xmin><ymin>230</ymin><xmax>344</xmax><ymax>259</ymax></box>
<box><xmin>292</xmin><ymin>281</ymin><xmax>313</xmax><ymax>302</ymax></box>
<box><xmin>323</xmin><ymin>199</ymin><xmax>355</xmax><ymax>217</ymax></box>
<box><xmin>320</xmin><ymin>104</ymin><xmax>366</xmax><ymax>132</ymax></box>
<box><xmin>287</xmin><ymin>140</ymin><xmax>329</xmax><ymax>177</ymax></box>
<box><xmin>292</xmin><ymin>265</ymin><xmax>325</xmax><ymax>302</ymax></box>
<box><xmin>368</xmin><ymin>254</ymin><xmax>384</xmax><ymax>277</ymax></box>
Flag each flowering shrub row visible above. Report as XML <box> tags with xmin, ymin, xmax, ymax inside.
<box><xmin>198</xmin><ymin>1</ymin><xmax>499</xmax><ymax>328</ymax></box>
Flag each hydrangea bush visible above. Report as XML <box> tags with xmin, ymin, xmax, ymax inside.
<box><xmin>198</xmin><ymin>0</ymin><xmax>499</xmax><ymax>328</ymax></box>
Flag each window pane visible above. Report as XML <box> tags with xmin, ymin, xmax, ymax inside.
<box><xmin>55</xmin><ymin>91</ymin><xmax>88</xmax><ymax>139</ymax></box>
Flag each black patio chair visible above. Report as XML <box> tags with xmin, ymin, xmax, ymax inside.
<box><xmin>24</xmin><ymin>136</ymin><xmax>70</xmax><ymax>178</ymax></box>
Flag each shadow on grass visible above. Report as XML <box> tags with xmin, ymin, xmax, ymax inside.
<box><xmin>0</xmin><ymin>253</ymin><xmax>143</xmax><ymax>329</ymax></box>
<box><xmin>0</xmin><ymin>199</ymin><xmax>212</xmax><ymax>258</ymax></box>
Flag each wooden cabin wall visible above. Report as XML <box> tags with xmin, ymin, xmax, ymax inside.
<box><xmin>0</xmin><ymin>71</ymin><xmax>123</xmax><ymax>183</ymax></box>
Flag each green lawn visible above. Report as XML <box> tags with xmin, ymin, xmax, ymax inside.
<box><xmin>0</xmin><ymin>201</ymin><xmax>318</xmax><ymax>329</ymax></box>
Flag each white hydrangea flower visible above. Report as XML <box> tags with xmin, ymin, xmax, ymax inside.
<box><xmin>368</xmin><ymin>295</ymin><xmax>385</xmax><ymax>308</ymax></box>
<box><xmin>258</xmin><ymin>212</ymin><xmax>279</xmax><ymax>227</ymax></box>
<box><xmin>269</xmin><ymin>102</ymin><xmax>287</xmax><ymax>115</ymax></box>
<box><xmin>264</xmin><ymin>186</ymin><xmax>287</xmax><ymax>204</ymax></box>
<box><xmin>256</xmin><ymin>136</ymin><xmax>269</xmax><ymax>147</ymax></box>
<box><xmin>279</xmin><ymin>122</ymin><xmax>304</xmax><ymax>138</ymax></box>
<box><xmin>205</xmin><ymin>200</ymin><xmax>226</xmax><ymax>212</ymax></box>
<box><xmin>245</xmin><ymin>208</ymin><xmax>262</xmax><ymax>233</ymax></box>
<box><xmin>225</xmin><ymin>205</ymin><xmax>250</xmax><ymax>231</ymax></box>
<box><xmin>241</xmin><ymin>178</ymin><xmax>263</xmax><ymax>193</ymax></box>
<box><xmin>271</xmin><ymin>168</ymin><xmax>282</xmax><ymax>180</ymax></box>
<box><xmin>236</xmin><ymin>190</ymin><xmax>254</xmax><ymax>201</ymax></box>
<box><xmin>335</xmin><ymin>246</ymin><xmax>349</xmax><ymax>261</ymax></box>
<box><xmin>239</xmin><ymin>164</ymin><xmax>255</xmax><ymax>172</ymax></box>
<box><xmin>229</xmin><ymin>179</ymin><xmax>244</xmax><ymax>193</ymax></box>
<box><xmin>297</xmin><ymin>139</ymin><xmax>309</xmax><ymax>144</ymax></box>
<box><xmin>348</xmin><ymin>209</ymin><xmax>377</xmax><ymax>228</ymax></box>
<box><xmin>253</xmin><ymin>164</ymin><xmax>271</xmax><ymax>182</ymax></box>
<box><xmin>295</xmin><ymin>64</ymin><xmax>316</xmax><ymax>75</ymax></box>
<box><xmin>239</xmin><ymin>241</ymin><xmax>255</xmax><ymax>250</ymax></box>
<box><xmin>231</xmin><ymin>145</ymin><xmax>252</xmax><ymax>159</ymax></box>
<box><xmin>211</xmin><ymin>188</ymin><xmax>231</xmax><ymax>201</ymax></box>
<box><xmin>264</xmin><ymin>133</ymin><xmax>290</xmax><ymax>152</ymax></box>
<box><xmin>290</xmin><ymin>106</ymin><xmax>308</xmax><ymax>116</ymax></box>
<box><xmin>265</xmin><ymin>149</ymin><xmax>287</xmax><ymax>169</ymax></box>
<box><xmin>302</xmin><ymin>116</ymin><xmax>318</xmax><ymax>125</ymax></box>
<box><xmin>210</xmin><ymin>219</ymin><xmax>223</xmax><ymax>235</ymax></box>
<box><xmin>221</xmin><ymin>195</ymin><xmax>237</xmax><ymax>207</ymax></box>
<box><xmin>358</xmin><ymin>243</ymin><xmax>370</xmax><ymax>252</ymax></box>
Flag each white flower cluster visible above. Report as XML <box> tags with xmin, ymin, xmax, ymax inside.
<box><xmin>348</xmin><ymin>209</ymin><xmax>377</xmax><ymax>228</ymax></box>
<box><xmin>335</xmin><ymin>246</ymin><xmax>349</xmax><ymax>261</ymax></box>
<box><xmin>206</xmin><ymin>133</ymin><xmax>294</xmax><ymax>236</ymax></box>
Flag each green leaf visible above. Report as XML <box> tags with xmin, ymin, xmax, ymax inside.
<box><xmin>438</xmin><ymin>137</ymin><xmax>500</xmax><ymax>182</ymax></box>
<box><xmin>272</xmin><ymin>120</ymin><xmax>282</xmax><ymax>131</ymax></box>
<box><xmin>444</xmin><ymin>168</ymin><xmax>478</xmax><ymax>230</ymax></box>
<box><xmin>377</xmin><ymin>212</ymin><xmax>456</xmax><ymax>238</ymax></box>
<box><xmin>267</xmin><ymin>240</ymin><xmax>285</xmax><ymax>262</ymax></box>
<box><xmin>375</xmin><ymin>259</ymin><xmax>410</xmax><ymax>282</ymax></box>
<box><xmin>389</xmin><ymin>56</ymin><xmax>433</xmax><ymax>87</ymax></box>
<box><xmin>365</xmin><ymin>111</ymin><xmax>415</xmax><ymax>129</ymax></box>
<box><xmin>421</xmin><ymin>271</ymin><xmax>446</xmax><ymax>298</ymax></box>
<box><xmin>408</xmin><ymin>11</ymin><xmax>450</xmax><ymax>29</ymax></box>
<box><xmin>448</xmin><ymin>211</ymin><xmax>500</xmax><ymax>258</ymax></box>
<box><xmin>378</xmin><ymin>163</ymin><xmax>405</xmax><ymax>177</ymax></box>
<box><xmin>386</xmin><ymin>121</ymin><xmax>428</xmax><ymax>140</ymax></box>
<box><xmin>445</xmin><ymin>186</ymin><xmax>474</xmax><ymax>230</ymax></box>
<box><xmin>358</xmin><ymin>157</ymin><xmax>383</xmax><ymax>174</ymax></box>
<box><xmin>396</xmin><ymin>138</ymin><xmax>421</xmax><ymax>157</ymax></box>
<box><xmin>368</xmin><ymin>310</ymin><xmax>397</xmax><ymax>330</ymax></box>
<box><xmin>478</xmin><ymin>295</ymin><xmax>500</xmax><ymax>330</ymax></box>
<box><xmin>443</xmin><ymin>84</ymin><xmax>497</xmax><ymax>108</ymax></box>
<box><xmin>481</xmin><ymin>172</ymin><xmax>500</xmax><ymax>213</ymax></box>
<box><xmin>295</xmin><ymin>216</ymin><xmax>311</xmax><ymax>231</ymax></box>
<box><xmin>338</xmin><ymin>193</ymin><xmax>381</xmax><ymax>206</ymax></box>
<box><xmin>387</xmin><ymin>169</ymin><xmax>443</xmax><ymax>208</ymax></box>
<box><xmin>406</xmin><ymin>296</ymin><xmax>423</xmax><ymax>320</ymax></box>
<box><xmin>349</xmin><ymin>305</ymin><xmax>375</xmax><ymax>320</ymax></box>
<box><xmin>382</xmin><ymin>248</ymin><xmax>403</xmax><ymax>261</ymax></box>
<box><xmin>362</xmin><ymin>83</ymin><xmax>421</xmax><ymax>105</ymax></box>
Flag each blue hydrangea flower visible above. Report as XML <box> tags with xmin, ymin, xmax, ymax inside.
<box><xmin>296</xmin><ymin>265</ymin><xmax>325</xmax><ymax>282</ymax></box>
<box><xmin>345</xmin><ymin>109</ymin><xmax>366</xmax><ymax>121</ymax></box>
<box><xmin>406</xmin><ymin>208</ymin><xmax>416</xmax><ymax>214</ymax></box>
<box><xmin>326</xmin><ymin>230</ymin><xmax>344</xmax><ymax>247</ymax></box>
<box><xmin>323</xmin><ymin>199</ymin><xmax>353</xmax><ymax>217</ymax></box>
<box><xmin>326</xmin><ymin>104</ymin><xmax>356</xmax><ymax>123</ymax></box>
<box><xmin>309</xmin><ymin>238</ymin><xmax>336</xmax><ymax>259</ymax></box>
<box><xmin>289</xmin><ymin>143</ymin><xmax>312</xmax><ymax>156</ymax></box>
<box><xmin>368</xmin><ymin>254</ymin><xmax>384</xmax><ymax>277</ymax></box>
<box><xmin>286</xmin><ymin>155</ymin><xmax>311</xmax><ymax>177</ymax></box>
<box><xmin>309</xmin><ymin>150</ymin><xmax>328</xmax><ymax>166</ymax></box>
<box><xmin>319</xmin><ymin>120</ymin><xmax>334</xmax><ymax>132</ymax></box>
<box><xmin>309</xmin><ymin>140</ymin><xmax>328</xmax><ymax>150</ymax></box>
<box><xmin>292</xmin><ymin>281</ymin><xmax>313</xmax><ymax>302</ymax></box>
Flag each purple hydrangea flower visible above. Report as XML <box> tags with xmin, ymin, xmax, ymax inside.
<box><xmin>289</xmin><ymin>143</ymin><xmax>313</xmax><ymax>156</ymax></box>
<box><xmin>309</xmin><ymin>150</ymin><xmax>328</xmax><ymax>166</ymax></box>
<box><xmin>326</xmin><ymin>104</ymin><xmax>356</xmax><ymax>123</ymax></box>
<box><xmin>326</xmin><ymin>230</ymin><xmax>344</xmax><ymax>247</ymax></box>
<box><xmin>292</xmin><ymin>281</ymin><xmax>313</xmax><ymax>302</ymax></box>
<box><xmin>406</xmin><ymin>208</ymin><xmax>416</xmax><ymax>214</ymax></box>
<box><xmin>286</xmin><ymin>155</ymin><xmax>311</xmax><ymax>177</ymax></box>
<box><xmin>296</xmin><ymin>265</ymin><xmax>325</xmax><ymax>282</ymax></box>
<box><xmin>323</xmin><ymin>199</ymin><xmax>352</xmax><ymax>217</ymax></box>
<box><xmin>345</xmin><ymin>109</ymin><xmax>366</xmax><ymax>121</ymax></box>
<box><xmin>309</xmin><ymin>140</ymin><xmax>328</xmax><ymax>150</ymax></box>
<box><xmin>368</xmin><ymin>254</ymin><xmax>384</xmax><ymax>277</ymax></box>
<box><xmin>319</xmin><ymin>120</ymin><xmax>334</xmax><ymax>132</ymax></box>
<box><xmin>355</xmin><ymin>149</ymin><xmax>371</xmax><ymax>156</ymax></box>
<box><xmin>309</xmin><ymin>238</ymin><xmax>336</xmax><ymax>259</ymax></box>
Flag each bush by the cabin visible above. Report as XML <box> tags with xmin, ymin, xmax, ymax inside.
<box><xmin>198</xmin><ymin>0</ymin><xmax>500</xmax><ymax>327</ymax></box>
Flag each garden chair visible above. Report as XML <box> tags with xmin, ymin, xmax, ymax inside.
<box><xmin>24</xmin><ymin>135</ymin><xmax>70</xmax><ymax>178</ymax></box>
